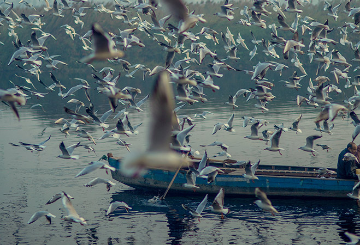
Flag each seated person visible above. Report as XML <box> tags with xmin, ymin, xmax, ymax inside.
<box><xmin>337</xmin><ymin>142</ymin><xmax>359</xmax><ymax>179</ymax></box>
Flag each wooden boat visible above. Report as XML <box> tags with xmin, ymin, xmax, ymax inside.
<box><xmin>108</xmin><ymin>155</ymin><xmax>358</xmax><ymax>199</ymax></box>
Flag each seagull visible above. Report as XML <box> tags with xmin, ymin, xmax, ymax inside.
<box><xmin>224</xmin><ymin>113</ymin><xmax>235</xmax><ymax>132</ymax></box>
<box><xmin>254</xmin><ymin>188</ymin><xmax>278</xmax><ymax>216</ymax></box>
<box><xmin>18</xmin><ymin>135</ymin><xmax>51</xmax><ymax>151</ymax></box>
<box><xmin>75</xmin><ymin>161</ymin><xmax>115</xmax><ymax>178</ymax></box>
<box><xmin>0</xmin><ymin>88</ymin><xmax>27</xmax><ymax>120</ymax></box>
<box><xmin>249</xmin><ymin>45</ymin><xmax>257</xmax><ymax>60</ymax></box>
<box><xmin>86</xmin><ymin>107</ymin><xmax>111</xmax><ymax>130</ymax></box>
<box><xmin>84</xmin><ymin>177</ymin><xmax>116</xmax><ymax>191</ymax></box>
<box><xmin>210</xmin><ymin>188</ymin><xmax>229</xmax><ymax>219</ymax></box>
<box><xmin>61</xmin><ymin>192</ymin><xmax>86</xmax><ymax>225</ymax></box>
<box><xmin>199</xmin><ymin>166</ymin><xmax>224</xmax><ymax>184</ymax></box>
<box><xmin>264</xmin><ymin>129</ymin><xmax>284</xmax><ymax>155</ymax></box>
<box><xmin>182</xmin><ymin>194</ymin><xmax>208</xmax><ymax>221</ymax></box>
<box><xmin>183</xmin><ymin>170</ymin><xmax>199</xmax><ymax>189</ymax></box>
<box><xmin>28</xmin><ymin>211</ymin><xmax>56</xmax><ymax>224</ymax></box>
<box><xmin>316</xmin><ymin>144</ymin><xmax>331</xmax><ymax>152</ymax></box>
<box><xmin>194</xmin><ymin>111</ymin><xmax>212</xmax><ymax>119</ymax></box>
<box><xmin>61</xmin><ymin>84</ymin><xmax>89</xmax><ymax>99</ymax></box>
<box><xmin>289</xmin><ymin>114</ymin><xmax>302</xmax><ymax>133</ymax></box>
<box><xmin>80</xmin><ymin>23</ymin><xmax>124</xmax><ymax>64</ymax></box>
<box><xmin>243</xmin><ymin>160</ymin><xmax>260</xmax><ymax>181</ymax></box>
<box><xmin>242</xmin><ymin>116</ymin><xmax>254</xmax><ymax>127</ymax></box>
<box><xmin>343</xmin><ymin>153</ymin><xmax>359</xmax><ymax>163</ymax></box>
<box><xmin>244</xmin><ymin>121</ymin><xmax>263</xmax><ymax>140</ymax></box>
<box><xmin>57</xmin><ymin>141</ymin><xmax>81</xmax><ymax>160</ymax></box>
<box><xmin>299</xmin><ymin>135</ymin><xmax>322</xmax><ymax>156</ymax></box>
<box><xmin>212</xmin><ymin>122</ymin><xmax>224</xmax><ymax>135</ymax></box>
<box><xmin>106</xmin><ymin>201</ymin><xmax>132</xmax><ymax>215</ymax></box>
<box><xmin>76</xmin><ymin>129</ymin><xmax>96</xmax><ymax>145</ymax></box>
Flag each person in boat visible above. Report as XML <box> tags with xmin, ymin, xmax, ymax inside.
<box><xmin>356</xmin><ymin>144</ymin><xmax>360</xmax><ymax>162</ymax></box>
<box><xmin>337</xmin><ymin>142</ymin><xmax>359</xmax><ymax>180</ymax></box>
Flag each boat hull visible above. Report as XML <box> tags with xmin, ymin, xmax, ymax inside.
<box><xmin>109</xmin><ymin>157</ymin><xmax>357</xmax><ymax>198</ymax></box>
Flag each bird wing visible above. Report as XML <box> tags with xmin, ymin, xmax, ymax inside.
<box><xmin>251</xmin><ymin>159</ymin><xmax>260</xmax><ymax>175</ymax></box>
<box><xmin>66</xmin><ymin>142</ymin><xmax>80</xmax><ymax>155</ymax></box>
<box><xmin>62</xmin><ymin>192</ymin><xmax>80</xmax><ymax>219</ymax></box>
<box><xmin>305</xmin><ymin>135</ymin><xmax>322</xmax><ymax>148</ymax></box>
<box><xmin>244</xmin><ymin>161</ymin><xmax>252</xmax><ymax>175</ymax></box>
<box><xmin>59</xmin><ymin>141</ymin><xmax>70</xmax><ymax>156</ymax></box>
<box><xmin>176</xmin><ymin>125</ymin><xmax>195</xmax><ymax>146</ymax></box>
<box><xmin>250</xmin><ymin>121</ymin><xmax>260</xmax><ymax>136</ymax></box>
<box><xmin>38</xmin><ymin>135</ymin><xmax>51</xmax><ymax>146</ymax></box>
<box><xmin>195</xmin><ymin>194</ymin><xmax>208</xmax><ymax>214</ymax></box>
<box><xmin>148</xmin><ymin>71</ymin><xmax>174</xmax><ymax>151</ymax></box>
<box><xmin>100</xmin><ymin>109</ymin><xmax>113</xmax><ymax>123</ymax></box>
<box><xmin>227</xmin><ymin>113</ymin><xmax>235</xmax><ymax>127</ymax></box>
<box><xmin>255</xmin><ymin>188</ymin><xmax>272</xmax><ymax>206</ymax></box>
<box><xmin>212</xmin><ymin>188</ymin><xmax>225</xmax><ymax>209</ymax></box>
<box><xmin>270</xmin><ymin>129</ymin><xmax>281</xmax><ymax>148</ymax></box>
<box><xmin>115</xmin><ymin>118</ymin><xmax>126</xmax><ymax>132</ymax></box>
<box><xmin>186</xmin><ymin>170</ymin><xmax>197</xmax><ymax>186</ymax></box>
<box><xmin>75</xmin><ymin>161</ymin><xmax>103</xmax><ymax>177</ymax></box>
<box><xmin>197</xmin><ymin>151</ymin><xmax>208</xmax><ymax>173</ymax></box>
<box><xmin>348</xmin><ymin>110</ymin><xmax>359</xmax><ymax>124</ymax></box>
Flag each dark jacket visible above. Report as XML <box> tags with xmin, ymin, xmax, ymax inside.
<box><xmin>337</xmin><ymin>148</ymin><xmax>358</xmax><ymax>179</ymax></box>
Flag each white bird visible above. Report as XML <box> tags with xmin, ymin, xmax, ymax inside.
<box><xmin>57</xmin><ymin>141</ymin><xmax>81</xmax><ymax>159</ymax></box>
<box><xmin>18</xmin><ymin>135</ymin><xmax>51</xmax><ymax>151</ymax></box>
<box><xmin>299</xmin><ymin>135</ymin><xmax>322</xmax><ymax>156</ymax></box>
<box><xmin>199</xmin><ymin>166</ymin><xmax>224</xmax><ymax>184</ymax></box>
<box><xmin>0</xmin><ymin>88</ymin><xmax>27</xmax><ymax>120</ymax></box>
<box><xmin>212</xmin><ymin>122</ymin><xmax>224</xmax><ymax>135</ymax></box>
<box><xmin>249</xmin><ymin>45</ymin><xmax>257</xmax><ymax>60</ymax></box>
<box><xmin>194</xmin><ymin>111</ymin><xmax>212</xmax><ymax>119</ymax></box>
<box><xmin>75</xmin><ymin>161</ymin><xmax>115</xmax><ymax>177</ymax></box>
<box><xmin>210</xmin><ymin>188</ymin><xmax>229</xmax><ymax>218</ymax></box>
<box><xmin>118</xmin><ymin>72</ymin><xmax>190</xmax><ymax>177</ymax></box>
<box><xmin>61</xmin><ymin>192</ymin><xmax>86</xmax><ymax>225</ymax></box>
<box><xmin>76</xmin><ymin>129</ymin><xmax>96</xmax><ymax>145</ymax></box>
<box><xmin>254</xmin><ymin>188</ymin><xmax>278</xmax><ymax>216</ymax></box>
<box><xmin>61</xmin><ymin>84</ymin><xmax>89</xmax><ymax>99</ymax></box>
<box><xmin>343</xmin><ymin>153</ymin><xmax>359</xmax><ymax>163</ymax></box>
<box><xmin>106</xmin><ymin>201</ymin><xmax>132</xmax><ymax>215</ymax></box>
<box><xmin>183</xmin><ymin>170</ymin><xmax>199</xmax><ymax>189</ymax></box>
<box><xmin>182</xmin><ymin>194</ymin><xmax>208</xmax><ymax>221</ymax></box>
<box><xmin>264</xmin><ymin>129</ymin><xmax>284</xmax><ymax>155</ymax></box>
<box><xmin>80</xmin><ymin>23</ymin><xmax>124</xmax><ymax>64</ymax></box>
<box><xmin>224</xmin><ymin>113</ymin><xmax>235</xmax><ymax>132</ymax></box>
<box><xmin>243</xmin><ymin>160</ymin><xmax>260</xmax><ymax>181</ymax></box>
<box><xmin>289</xmin><ymin>114</ymin><xmax>302</xmax><ymax>133</ymax></box>
<box><xmin>244</xmin><ymin>121</ymin><xmax>263</xmax><ymax>140</ymax></box>
<box><xmin>242</xmin><ymin>116</ymin><xmax>254</xmax><ymax>127</ymax></box>
<box><xmin>84</xmin><ymin>177</ymin><xmax>116</xmax><ymax>191</ymax></box>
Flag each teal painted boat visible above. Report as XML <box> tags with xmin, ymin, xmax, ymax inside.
<box><xmin>108</xmin><ymin>155</ymin><xmax>357</xmax><ymax>199</ymax></box>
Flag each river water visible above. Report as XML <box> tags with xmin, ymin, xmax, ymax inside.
<box><xmin>0</xmin><ymin>94</ymin><xmax>359</xmax><ymax>244</ymax></box>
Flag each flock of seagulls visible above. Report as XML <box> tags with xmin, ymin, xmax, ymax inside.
<box><xmin>2</xmin><ymin>0</ymin><xmax>360</xmax><ymax>238</ymax></box>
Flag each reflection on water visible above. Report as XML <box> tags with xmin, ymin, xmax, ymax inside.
<box><xmin>1</xmin><ymin>96</ymin><xmax>360</xmax><ymax>244</ymax></box>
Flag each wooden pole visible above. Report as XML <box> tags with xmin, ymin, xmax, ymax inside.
<box><xmin>160</xmin><ymin>153</ymin><xmax>189</xmax><ymax>200</ymax></box>
<box><xmin>160</xmin><ymin>164</ymin><xmax>182</xmax><ymax>200</ymax></box>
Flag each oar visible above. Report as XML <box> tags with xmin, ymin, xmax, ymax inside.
<box><xmin>160</xmin><ymin>153</ymin><xmax>190</xmax><ymax>200</ymax></box>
